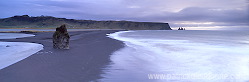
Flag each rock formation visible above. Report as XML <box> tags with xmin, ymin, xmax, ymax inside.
<box><xmin>53</xmin><ymin>24</ymin><xmax>70</xmax><ymax>49</ymax></box>
<box><xmin>178</xmin><ymin>27</ymin><xmax>186</xmax><ymax>30</ymax></box>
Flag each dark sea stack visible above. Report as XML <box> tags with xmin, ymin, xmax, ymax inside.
<box><xmin>53</xmin><ymin>24</ymin><xmax>70</xmax><ymax>49</ymax></box>
<box><xmin>178</xmin><ymin>27</ymin><xmax>185</xmax><ymax>30</ymax></box>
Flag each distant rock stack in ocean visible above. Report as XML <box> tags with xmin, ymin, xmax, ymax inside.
<box><xmin>53</xmin><ymin>24</ymin><xmax>70</xmax><ymax>49</ymax></box>
<box><xmin>178</xmin><ymin>27</ymin><xmax>186</xmax><ymax>30</ymax></box>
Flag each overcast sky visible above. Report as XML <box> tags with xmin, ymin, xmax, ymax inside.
<box><xmin>0</xmin><ymin>0</ymin><xmax>248</xmax><ymax>30</ymax></box>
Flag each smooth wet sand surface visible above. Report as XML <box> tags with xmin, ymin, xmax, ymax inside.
<box><xmin>0</xmin><ymin>30</ymin><xmax>124</xmax><ymax>82</ymax></box>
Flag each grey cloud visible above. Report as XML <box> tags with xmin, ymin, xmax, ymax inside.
<box><xmin>0</xmin><ymin>0</ymin><xmax>248</xmax><ymax>29</ymax></box>
<box><xmin>139</xmin><ymin>7</ymin><xmax>249</xmax><ymax>27</ymax></box>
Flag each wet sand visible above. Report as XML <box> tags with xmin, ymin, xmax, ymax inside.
<box><xmin>0</xmin><ymin>30</ymin><xmax>124</xmax><ymax>82</ymax></box>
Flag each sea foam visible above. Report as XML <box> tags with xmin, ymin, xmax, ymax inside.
<box><xmin>0</xmin><ymin>33</ymin><xmax>35</xmax><ymax>39</ymax></box>
<box><xmin>0</xmin><ymin>33</ymin><xmax>43</xmax><ymax>70</ymax></box>
<box><xmin>101</xmin><ymin>30</ymin><xmax>249</xmax><ymax>82</ymax></box>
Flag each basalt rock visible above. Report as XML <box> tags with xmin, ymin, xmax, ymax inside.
<box><xmin>53</xmin><ymin>24</ymin><xmax>70</xmax><ymax>49</ymax></box>
<box><xmin>178</xmin><ymin>27</ymin><xmax>185</xmax><ymax>30</ymax></box>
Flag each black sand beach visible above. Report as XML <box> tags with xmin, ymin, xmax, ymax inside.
<box><xmin>0</xmin><ymin>30</ymin><xmax>124</xmax><ymax>82</ymax></box>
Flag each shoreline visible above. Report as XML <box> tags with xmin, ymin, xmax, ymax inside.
<box><xmin>0</xmin><ymin>30</ymin><xmax>124</xmax><ymax>82</ymax></box>
<box><xmin>0</xmin><ymin>29</ymin><xmax>125</xmax><ymax>33</ymax></box>
<box><xmin>0</xmin><ymin>42</ymin><xmax>43</xmax><ymax>70</ymax></box>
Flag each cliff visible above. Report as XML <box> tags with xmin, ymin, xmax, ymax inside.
<box><xmin>0</xmin><ymin>15</ymin><xmax>171</xmax><ymax>30</ymax></box>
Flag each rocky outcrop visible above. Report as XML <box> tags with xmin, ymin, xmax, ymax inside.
<box><xmin>178</xmin><ymin>27</ymin><xmax>185</xmax><ymax>30</ymax></box>
<box><xmin>83</xmin><ymin>21</ymin><xmax>171</xmax><ymax>30</ymax></box>
<box><xmin>53</xmin><ymin>24</ymin><xmax>70</xmax><ymax>49</ymax></box>
<box><xmin>0</xmin><ymin>15</ymin><xmax>172</xmax><ymax>30</ymax></box>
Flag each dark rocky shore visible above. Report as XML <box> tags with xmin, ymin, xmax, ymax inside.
<box><xmin>0</xmin><ymin>30</ymin><xmax>124</xmax><ymax>82</ymax></box>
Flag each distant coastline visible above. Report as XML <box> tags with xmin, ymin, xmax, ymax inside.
<box><xmin>0</xmin><ymin>15</ymin><xmax>172</xmax><ymax>30</ymax></box>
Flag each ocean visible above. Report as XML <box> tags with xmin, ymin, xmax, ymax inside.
<box><xmin>101</xmin><ymin>30</ymin><xmax>249</xmax><ymax>82</ymax></box>
<box><xmin>0</xmin><ymin>33</ymin><xmax>43</xmax><ymax>69</ymax></box>
<box><xmin>0</xmin><ymin>33</ymin><xmax>35</xmax><ymax>39</ymax></box>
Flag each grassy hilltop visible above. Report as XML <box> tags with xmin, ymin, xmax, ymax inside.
<box><xmin>0</xmin><ymin>15</ymin><xmax>171</xmax><ymax>30</ymax></box>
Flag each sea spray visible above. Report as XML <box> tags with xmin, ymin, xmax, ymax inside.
<box><xmin>0</xmin><ymin>33</ymin><xmax>43</xmax><ymax>69</ymax></box>
<box><xmin>101</xmin><ymin>30</ymin><xmax>249</xmax><ymax>82</ymax></box>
